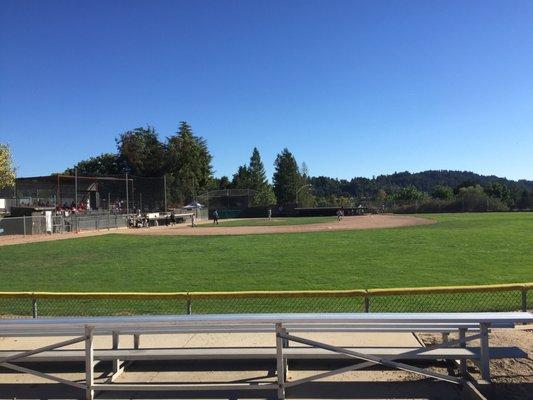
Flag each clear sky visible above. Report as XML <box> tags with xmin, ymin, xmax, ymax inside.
<box><xmin>1</xmin><ymin>0</ymin><xmax>532</xmax><ymax>180</ymax></box>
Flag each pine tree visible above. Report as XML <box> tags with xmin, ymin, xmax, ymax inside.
<box><xmin>231</xmin><ymin>165</ymin><xmax>251</xmax><ymax>189</ymax></box>
<box><xmin>272</xmin><ymin>148</ymin><xmax>300</xmax><ymax>205</ymax></box>
<box><xmin>248</xmin><ymin>147</ymin><xmax>268</xmax><ymax>191</ymax></box>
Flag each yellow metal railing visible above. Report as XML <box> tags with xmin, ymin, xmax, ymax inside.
<box><xmin>366</xmin><ymin>282</ymin><xmax>531</xmax><ymax>296</ymax></box>
<box><xmin>0</xmin><ymin>282</ymin><xmax>530</xmax><ymax>300</ymax></box>
<box><xmin>0</xmin><ymin>282</ymin><xmax>530</xmax><ymax>317</ymax></box>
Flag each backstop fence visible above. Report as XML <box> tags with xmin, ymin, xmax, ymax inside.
<box><xmin>197</xmin><ymin>189</ymin><xmax>257</xmax><ymax>218</ymax></box>
<box><xmin>0</xmin><ymin>283</ymin><xmax>530</xmax><ymax>318</ymax></box>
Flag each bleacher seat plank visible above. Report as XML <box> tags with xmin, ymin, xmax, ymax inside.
<box><xmin>0</xmin><ymin>346</ymin><xmax>526</xmax><ymax>363</ymax></box>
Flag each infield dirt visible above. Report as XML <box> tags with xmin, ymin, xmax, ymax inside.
<box><xmin>0</xmin><ymin>215</ymin><xmax>435</xmax><ymax>246</ymax></box>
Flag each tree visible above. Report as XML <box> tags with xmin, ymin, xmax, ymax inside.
<box><xmin>245</xmin><ymin>147</ymin><xmax>276</xmax><ymax>206</ymax></box>
<box><xmin>248</xmin><ymin>148</ymin><xmax>268</xmax><ymax>191</ymax></box>
<box><xmin>394</xmin><ymin>185</ymin><xmax>425</xmax><ymax>202</ymax></box>
<box><xmin>116</xmin><ymin>126</ymin><xmax>166</xmax><ymax>176</ymax></box>
<box><xmin>217</xmin><ymin>176</ymin><xmax>231</xmax><ymax>190</ymax></box>
<box><xmin>252</xmin><ymin>185</ymin><xmax>276</xmax><ymax>206</ymax></box>
<box><xmin>485</xmin><ymin>182</ymin><xmax>513</xmax><ymax>207</ymax></box>
<box><xmin>456</xmin><ymin>185</ymin><xmax>509</xmax><ymax>212</ymax></box>
<box><xmin>431</xmin><ymin>185</ymin><xmax>453</xmax><ymax>200</ymax></box>
<box><xmin>516</xmin><ymin>189</ymin><xmax>532</xmax><ymax>210</ymax></box>
<box><xmin>166</xmin><ymin>122</ymin><xmax>213</xmax><ymax>203</ymax></box>
<box><xmin>377</xmin><ymin>189</ymin><xmax>387</xmax><ymax>203</ymax></box>
<box><xmin>454</xmin><ymin>180</ymin><xmax>478</xmax><ymax>194</ymax></box>
<box><xmin>297</xmin><ymin>162</ymin><xmax>315</xmax><ymax>207</ymax></box>
<box><xmin>231</xmin><ymin>165</ymin><xmax>251</xmax><ymax>189</ymax></box>
<box><xmin>0</xmin><ymin>143</ymin><xmax>15</xmax><ymax>189</ymax></box>
<box><xmin>272</xmin><ymin>148</ymin><xmax>300</xmax><ymax>205</ymax></box>
<box><xmin>66</xmin><ymin>153</ymin><xmax>126</xmax><ymax>176</ymax></box>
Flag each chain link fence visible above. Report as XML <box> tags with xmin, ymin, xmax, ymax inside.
<box><xmin>0</xmin><ymin>283</ymin><xmax>530</xmax><ymax>319</ymax></box>
<box><xmin>0</xmin><ymin>213</ymin><xmax>128</xmax><ymax>236</ymax></box>
<box><xmin>367</xmin><ymin>290</ymin><xmax>523</xmax><ymax>313</ymax></box>
<box><xmin>189</xmin><ymin>293</ymin><xmax>366</xmax><ymax>314</ymax></box>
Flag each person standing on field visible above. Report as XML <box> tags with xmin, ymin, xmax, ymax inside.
<box><xmin>191</xmin><ymin>212</ymin><xmax>196</xmax><ymax>227</ymax></box>
<box><xmin>213</xmin><ymin>209</ymin><xmax>219</xmax><ymax>225</ymax></box>
<box><xmin>267</xmin><ymin>208</ymin><xmax>272</xmax><ymax>221</ymax></box>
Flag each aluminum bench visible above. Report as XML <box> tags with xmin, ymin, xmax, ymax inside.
<box><xmin>0</xmin><ymin>312</ymin><xmax>531</xmax><ymax>400</ymax></box>
<box><xmin>0</xmin><ymin>346</ymin><xmax>526</xmax><ymax>362</ymax></box>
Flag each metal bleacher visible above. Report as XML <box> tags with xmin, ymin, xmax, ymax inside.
<box><xmin>0</xmin><ymin>312</ymin><xmax>531</xmax><ymax>399</ymax></box>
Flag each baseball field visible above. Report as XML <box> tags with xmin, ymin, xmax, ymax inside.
<box><xmin>0</xmin><ymin>212</ymin><xmax>531</xmax><ymax>293</ymax></box>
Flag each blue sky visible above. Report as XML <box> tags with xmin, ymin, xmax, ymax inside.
<box><xmin>1</xmin><ymin>0</ymin><xmax>532</xmax><ymax>180</ymax></box>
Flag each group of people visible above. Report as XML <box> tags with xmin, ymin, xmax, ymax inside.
<box><xmin>128</xmin><ymin>212</ymin><xmax>149</xmax><ymax>228</ymax></box>
<box><xmin>129</xmin><ymin>211</ymin><xmax>181</xmax><ymax>228</ymax></box>
<box><xmin>111</xmin><ymin>200</ymin><xmax>126</xmax><ymax>214</ymax></box>
<box><xmin>21</xmin><ymin>200</ymin><xmax>53</xmax><ymax>208</ymax></box>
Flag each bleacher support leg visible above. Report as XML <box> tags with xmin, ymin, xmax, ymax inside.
<box><xmin>276</xmin><ymin>323</ymin><xmax>286</xmax><ymax>399</ymax></box>
<box><xmin>479</xmin><ymin>323</ymin><xmax>491</xmax><ymax>382</ymax></box>
<box><xmin>281</xmin><ymin>327</ymin><xmax>289</xmax><ymax>379</ymax></box>
<box><xmin>111</xmin><ymin>331</ymin><xmax>125</xmax><ymax>382</ymax></box>
<box><xmin>85</xmin><ymin>325</ymin><xmax>94</xmax><ymax>400</ymax></box>
<box><xmin>459</xmin><ymin>328</ymin><xmax>467</xmax><ymax>376</ymax></box>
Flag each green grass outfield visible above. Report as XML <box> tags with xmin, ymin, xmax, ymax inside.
<box><xmin>1</xmin><ymin>212</ymin><xmax>531</xmax><ymax>292</ymax></box>
<box><xmin>200</xmin><ymin>216</ymin><xmax>336</xmax><ymax>227</ymax></box>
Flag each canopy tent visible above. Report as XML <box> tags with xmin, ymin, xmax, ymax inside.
<box><xmin>183</xmin><ymin>201</ymin><xmax>204</xmax><ymax>209</ymax></box>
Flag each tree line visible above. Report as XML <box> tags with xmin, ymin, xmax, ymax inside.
<box><xmin>61</xmin><ymin>123</ymin><xmax>312</xmax><ymax>208</ymax></box>
<box><xmin>2</xmin><ymin>124</ymin><xmax>532</xmax><ymax>211</ymax></box>
<box><xmin>309</xmin><ymin>171</ymin><xmax>533</xmax><ymax>212</ymax></box>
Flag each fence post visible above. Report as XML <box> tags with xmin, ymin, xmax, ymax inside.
<box><xmin>186</xmin><ymin>299</ymin><xmax>192</xmax><ymax>315</ymax></box>
<box><xmin>108</xmin><ymin>214</ymin><xmax>110</xmax><ymax>231</ymax></box>
<box><xmin>521</xmin><ymin>288</ymin><xmax>527</xmax><ymax>312</ymax></box>
<box><xmin>364</xmin><ymin>294</ymin><xmax>370</xmax><ymax>313</ymax></box>
<box><xmin>31</xmin><ymin>298</ymin><xmax>38</xmax><ymax>318</ymax></box>
<box><xmin>23</xmin><ymin>215</ymin><xmax>27</xmax><ymax>237</ymax></box>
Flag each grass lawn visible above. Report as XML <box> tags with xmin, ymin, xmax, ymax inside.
<box><xmin>199</xmin><ymin>216</ymin><xmax>336</xmax><ymax>227</ymax></box>
<box><xmin>1</xmin><ymin>212</ymin><xmax>531</xmax><ymax>292</ymax></box>
<box><xmin>0</xmin><ymin>212</ymin><xmax>531</xmax><ymax>315</ymax></box>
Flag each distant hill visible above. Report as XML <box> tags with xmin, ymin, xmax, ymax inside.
<box><xmin>310</xmin><ymin>170</ymin><xmax>533</xmax><ymax>198</ymax></box>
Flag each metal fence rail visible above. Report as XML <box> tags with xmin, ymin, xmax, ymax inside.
<box><xmin>0</xmin><ymin>283</ymin><xmax>531</xmax><ymax>318</ymax></box>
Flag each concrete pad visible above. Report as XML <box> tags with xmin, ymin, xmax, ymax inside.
<box><xmin>0</xmin><ymin>331</ymin><xmax>421</xmax><ymax>350</ymax></box>
<box><xmin>0</xmin><ymin>332</ymin><xmax>459</xmax><ymax>399</ymax></box>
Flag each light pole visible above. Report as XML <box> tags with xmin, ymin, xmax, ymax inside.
<box><xmin>74</xmin><ymin>168</ymin><xmax>78</xmax><ymax>208</ymax></box>
<box><xmin>296</xmin><ymin>184</ymin><xmax>312</xmax><ymax>207</ymax></box>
